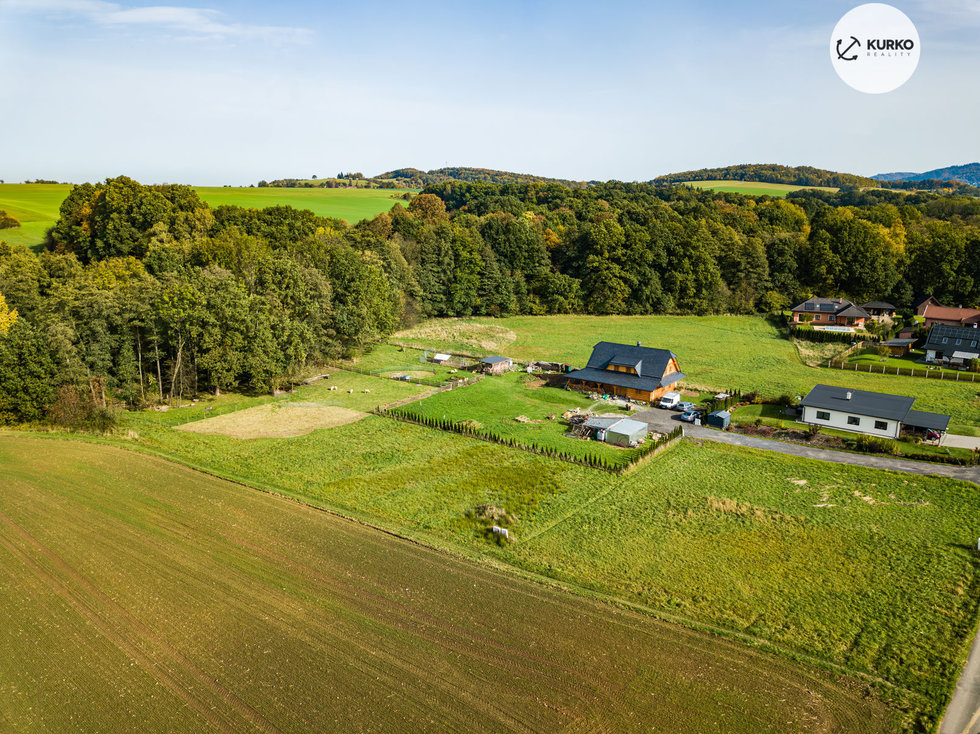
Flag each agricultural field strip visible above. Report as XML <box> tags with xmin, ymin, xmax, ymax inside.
<box><xmin>0</xmin><ymin>436</ymin><xmax>895</xmax><ymax>732</ymax></box>
<box><xmin>32</xmin><ymin>424</ymin><xmax>943</xmax><ymax>711</ymax></box>
<box><xmin>0</xmin><ymin>505</ymin><xmax>274</xmax><ymax>733</ymax></box>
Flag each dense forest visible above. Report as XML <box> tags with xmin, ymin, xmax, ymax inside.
<box><xmin>1</xmin><ymin>175</ymin><xmax>979</xmax><ymax>425</ymax></box>
<box><xmin>653</xmin><ymin>164</ymin><xmax>880</xmax><ymax>189</ymax></box>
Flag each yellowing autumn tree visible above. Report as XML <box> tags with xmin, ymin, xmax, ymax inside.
<box><xmin>0</xmin><ymin>293</ymin><xmax>16</xmax><ymax>335</ymax></box>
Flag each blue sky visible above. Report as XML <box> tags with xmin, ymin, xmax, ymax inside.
<box><xmin>1</xmin><ymin>0</ymin><xmax>978</xmax><ymax>184</ymax></box>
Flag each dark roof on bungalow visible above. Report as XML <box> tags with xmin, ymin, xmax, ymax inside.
<box><xmin>566</xmin><ymin>342</ymin><xmax>685</xmax><ymax>393</ymax></box>
<box><xmin>904</xmin><ymin>410</ymin><xmax>950</xmax><ymax>432</ymax></box>
<box><xmin>799</xmin><ymin>384</ymin><xmax>949</xmax><ymax>429</ymax></box>
<box><xmin>922</xmin><ymin>324</ymin><xmax>980</xmax><ymax>353</ymax></box>
<box><xmin>791</xmin><ymin>297</ymin><xmax>869</xmax><ymax>318</ymax></box>
<box><xmin>861</xmin><ymin>301</ymin><xmax>897</xmax><ymax>310</ymax></box>
<box><xmin>882</xmin><ymin>338</ymin><xmax>916</xmax><ymax>347</ymax></box>
<box><xmin>800</xmin><ymin>384</ymin><xmax>914</xmax><ymax>421</ymax></box>
<box><xmin>480</xmin><ymin>355</ymin><xmax>511</xmax><ymax>365</ymax></box>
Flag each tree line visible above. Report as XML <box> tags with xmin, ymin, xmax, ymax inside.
<box><xmin>1</xmin><ymin>174</ymin><xmax>979</xmax><ymax>425</ymax></box>
<box><xmin>652</xmin><ymin>164</ymin><xmax>880</xmax><ymax>189</ymax></box>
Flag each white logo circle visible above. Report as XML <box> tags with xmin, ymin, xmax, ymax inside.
<box><xmin>830</xmin><ymin>3</ymin><xmax>920</xmax><ymax>94</ymax></box>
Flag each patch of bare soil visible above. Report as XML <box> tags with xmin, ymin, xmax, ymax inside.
<box><xmin>175</xmin><ymin>403</ymin><xmax>367</xmax><ymax>439</ymax></box>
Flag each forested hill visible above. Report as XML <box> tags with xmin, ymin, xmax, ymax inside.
<box><xmin>374</xmin><ymin>167</ymin><xmax>592</xmax><ymax>189</ymax></box>
<box><xmin>653</xmin><ymin>164</ymin><xmax>880</xmax><ymax>189</ymax></box>
<box><xmin>2</xmin><ymin>175</ymin><xmax>980</xmax><ymax>426</ymax></box>
<box><xmin>873</xmin><ymin>162</ymin><xmax>980</xmax><ymax>187</ymax></box>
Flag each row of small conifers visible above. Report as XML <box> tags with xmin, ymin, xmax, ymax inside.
<box><xmin>375</xmin><ymin>408</ymin><xmax>684</xmax><ymax>472</ymax></box>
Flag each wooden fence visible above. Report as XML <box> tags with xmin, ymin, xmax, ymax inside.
<box><xmin>826</xmin><ymin>358</ymin><xmax>979</xmax><ymax>382</ymax></box>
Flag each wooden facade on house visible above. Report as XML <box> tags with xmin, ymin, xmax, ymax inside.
<box><xmin>565</xmin><ymin>342</ymin><xmax>685</xmax><ymax>403</ymax></box>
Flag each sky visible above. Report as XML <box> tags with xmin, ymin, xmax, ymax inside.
<box><xmin>0</xmin><ymin>0</ymin><xmax>978</xmax><ymax>185</ymax></box>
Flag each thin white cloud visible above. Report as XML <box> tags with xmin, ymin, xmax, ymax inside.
<box><xmin>2</xmin><ymin>0</ymin><xmax>312</xmax><ymax>43</ymax></box>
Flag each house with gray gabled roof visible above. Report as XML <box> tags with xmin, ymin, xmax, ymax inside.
<box><xmin>922</xmin><ymin>323</ymin><xmax>980</xmax><ymax>363</ymax></box>
<box><xmin>565</xmin><ymin>341</ymin><xmax>685</xmax><ymax>403</ymax></box>
<box><xmin>791</xmin><ymin>297</ymin><xmax>869</xmax><ymax>328</ymax></box>
<box><xmin>799</xmin><ymin>384</ymin><xmax>949</xmax><ymax>439</ymax></box>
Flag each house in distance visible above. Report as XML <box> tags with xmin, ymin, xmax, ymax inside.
<box><xmin>921</xmin><ymin>323</ymin><xmax>980</xmax><ymax>365</ymax></box>
<box><xmin>915</xmin><ymin>296</ymin><xmax>980</xmax><ymax>327</ymax></box>
<box><xmin>565</xmin><ymin>341</ymin><xmax>684</xmax><ymax>403</ymax></box>
<box><xmin>799</xmin><ymin>384</ymin><xmax>949</xmax><ymax>440</ymax></box>
<box><xmin>790</xmin><ymin>297</ymin><xmax>869</xmax><ymax>328</ymax></box>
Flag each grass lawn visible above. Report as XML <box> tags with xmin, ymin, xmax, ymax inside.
<box><xmin>390</xmin><ymin>315</ymin><xmax>980</xmax><ymax>429</ymax></box>
<box><xmin>5</xmin><ymin>435</ymin><xmax>900</xmax><ymax>733</ymax></box>
<box><xmin>846</xmin><ymin>347</ymin><xmax>976</xmax><ymax>379</ymax></box>
<box><xmin>341</xmin><ymin>342</ymin><xmax>477</xmax><ymax>381</ymax></box>
<box><xmin>681</xmin><ymin>180</ymin><xmax>838</xmax><ymax>197</ymax></box>
<box><xmin>392</xmin><ymin>370</ymin><xmax>644</xmax><ymax>464</ymax></box>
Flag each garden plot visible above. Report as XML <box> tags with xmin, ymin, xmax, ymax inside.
<box><xmin>175</xmin><ymin>402</ymin><xmax>367</xmax><ymax>439</ymax></box>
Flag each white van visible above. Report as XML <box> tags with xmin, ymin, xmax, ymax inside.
<box><xmin>658</xmin><ymin>391</ymin><xmax>681</xmax><ymax>409</ymax></box>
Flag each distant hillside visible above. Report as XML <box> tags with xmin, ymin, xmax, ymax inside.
<box><xmin>653</xmin><ymin>164</ymin><xmax>879</xmax><ymax>189</ymax></box>
<box><xmin>262</xmin><ymin>167</ymin><xmax>592</xmax><ymax>190</ymax></box>
<box><xmin>871</xmin><ymin>172</ymin><xmax>918</xmax><ymax>182</ymax></box>
<box><xmin>872</xmin><ymin>162</ymin><xmax>980</xmax><ymax>187</ymax></box>
<box><xmin>374</xmin><ymin>166</ymin><xmax>591</xmax><ymax>189</ymax></box>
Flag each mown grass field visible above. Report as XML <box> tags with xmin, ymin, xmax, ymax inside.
<box><xmin>0</xmin><ymin>184</ymin><xmax>413</xmax><ymax>248</ymax></box>
<box><xmin>46</xmin><ymin>365</ymin><xmax>973</xmax><ymax>728</ymax></box>
<box><xmin>395</xmin><ymin>369</ymin><xmax>643</xmax><ymax>463</ymax></box>
<box><xmin>0</xmin><ymin>183</ymin><xmax>72</xmax><ymax>248</ymax></box>
<box><xmin>390</xmin><ymin>315</ymin><xmax>980</xmax><ymax>431</ymax></box>
<box><xmin>194</xmin><ymin>186</ymin><xmax>411</xmax><ymax>223</ymax></box>
<box><xmin>340</xmin><ymin>342</ymin><xmax>478</xmax><ymax>381</ymax></box>
<box><xmin>0</xmin><ymin>436</ymin><xmax>897</xmax><ymax>733</ymax></box>
<box><xmin>681</xmin><ymin>180</ymin><xmax>839</xmax><ymax>197</ymax></box>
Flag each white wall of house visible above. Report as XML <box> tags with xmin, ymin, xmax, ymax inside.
<box><xmin>800</xmin><ymin>405</ymin><xmax>900</xmax><ymax>439</ymax></box>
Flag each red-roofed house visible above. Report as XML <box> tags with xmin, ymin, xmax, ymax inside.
<box><xmin>915</xmin><ymin>297</ymin><xmax>980</xmax><ymax>327</ymax></box>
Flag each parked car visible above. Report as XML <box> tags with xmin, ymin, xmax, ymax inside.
<box><xmin>679</xmin><ymin>410</ymin><xmax>701</xmax><ymax>423</ymax></box>
<box><xmin>675</xmin><ymin>401</ymin><xmax>696</xmax><ymax>412</ymax></box>
<box><xmin>658</xmin><ymin>391</ymin><xmax>681</xmax><ymax>409</ymax></box>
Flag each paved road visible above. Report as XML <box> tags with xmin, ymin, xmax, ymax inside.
<box><xmin>631</xmin><ymin>408</ymin><xmax>980</xmax><ymax>485</ymax></box>
<box><xmin>941</xmin><ymin>623</ymin><xmax>980</xmax><ymax>734</ymax></box>
<box><xmin>946</xmin><ymin>434</ymin><xmax>980</xmax><ymax>451</ymax></box>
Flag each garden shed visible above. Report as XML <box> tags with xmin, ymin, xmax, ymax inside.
<box><xmin>582</xmin><ymin>416</ymin><xmax>648</xmax><ymax>446</ymax></box>
<box><xmin>704</xmin><ymin>410</ymin><xmax>731</xmax><ymax>429</ymax></box>
<box><xmin>480</xmin><ymin>355</ymin><xmax>513</xmax><ymax>375</ymax></box>
<box><xmin>605</xmin><ymin>418</ymin><xmax>649</xmax><ymax>447</ymax></box>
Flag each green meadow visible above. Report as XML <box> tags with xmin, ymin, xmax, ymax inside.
<box><xmin>14</xmin><ymin>360</ymin><xmax>967</xmax><ymax>728</ymax></box>
<box><xmin>681</xmin><ymin>180</ymin><xmax>839</xmax><ymax>197</ymax></box>
<box><xmin>193</xmin><ymin>186</ymin><xmax>412</xmax><ymax>223</ymax></box>
<box><xmin>0</xmin><ymin>183</ymin><xmax>73</xmax><ymax>248</ymax></box>
<box><xmin>0</xmin><ymin>183</ymin><xmax>413</xmax><ymax>249</ymax></box>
